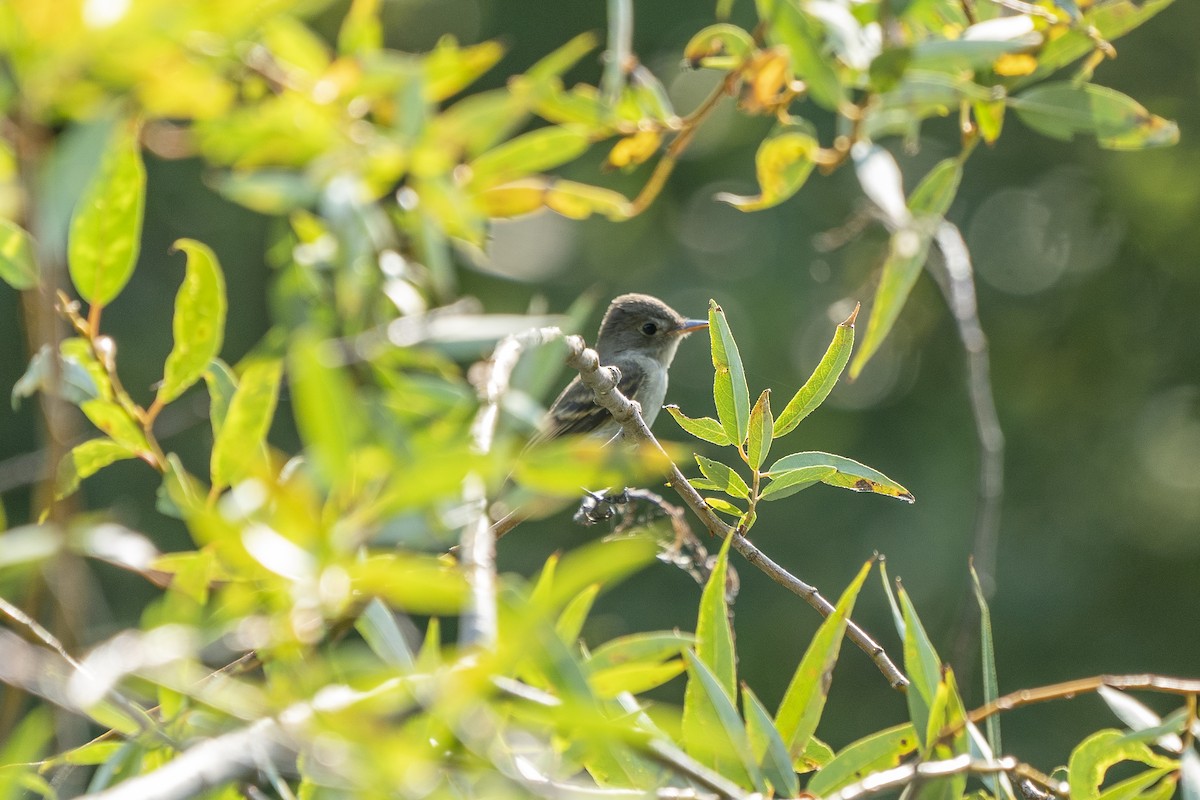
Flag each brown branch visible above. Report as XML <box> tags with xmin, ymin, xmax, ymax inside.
<box><xmin>965</xmin><ymin>674</ymin><xmax>1200</xmax><ymax>729</ymax></box>
<box><xmin>558</xmin><ymin>336</ymin><xmax>909</xmax><ymax>690</ymax></box>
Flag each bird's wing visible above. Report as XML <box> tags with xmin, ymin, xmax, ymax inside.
<box><xmin>531</xmin><ymin>361</ymin><xmax>646</xmax><ymax>444</ymax></box>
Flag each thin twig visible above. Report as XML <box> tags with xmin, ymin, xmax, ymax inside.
<box><xmin>558</xmin><ymin>336</ymin><xmax>909</xmax><ymax>690</ymax></box>
<box><xmin>461</xmin><ymin>327</ymin><xmax>565</xmax><ymax>648</ymax></box>
<box><xmin>965</xmin><ymin>674</ymin><xmax>1200</xmax><ymax>729</ymax></box>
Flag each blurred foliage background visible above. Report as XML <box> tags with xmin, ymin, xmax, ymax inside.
<box><xmin>1</xmin><ymin>0</ymin><xmax>1197</xmax><ymax>777</ymax></box>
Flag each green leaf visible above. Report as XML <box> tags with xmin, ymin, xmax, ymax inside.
<box><xmin>807</xmin><ymin>723</ymin><xmax>920</xmax><ymax>796</ymax></box>
<box><xmin>715</xmin><ymin>130</ymin><xmax>817</xmax><ymax>211</ymax></box>
<box><xmin>695</xmin><ymin>455</ymin><xmax>750</xmax><ymax>500</ymax></box>
<box><xmin>684</xmin><ymin>23</ymin><xmax>756</xmax><ymax>68</ymax></box>
<box><xmin>775</xmin><ymin>305</ymin><xmax>857</xmax><ymax>437</ymax></box>
<box><xmin>851</xmin><ymin>157</ymin><xmax>961</xmax><ymax>379</ymax></box>
<box><xmin>970</xmin><ymin>562</ymin><xmax>1002</xmax><ymax>756</ymax></box>
<box><xmin>289</xmin><ymin>334</ymin><xmax>366</xmax><ymax>485</ymax></box>
<box><xmin>556</xmin><ymin>583</ymin><xmax>600</xmax><ymax>645</ymax></box>
<box><xmin>705</xmin><ymin>497</ymin><xmax>743</xmax><ymax>517</ymax></box>
<box><xmin>746</xmin><ymin>390</ymin><xmax>773</xmax><ymax>471</ymax></box>
<box><xmin>759</xmin><ymin>465</ymin><xmax>838</xmax><ymax>502</ymax></box>
<box><xmin>56</xmin><ymin>438</ymin><xmax>137</xmax><ymax>500</ymax></box>
<box><xmin>67</xmin><ymin>121</ymin><xmax>145</xmax><ymax>307</ymax></box>
<box><xmin>1010</xmin><ymin>83</ymin><xmax>1179</xmax><ymax>150</ymax></box>
<box><xmin>80</xmin><ymin>400</ymin><xmax>150</xmax><ymax>454</ymax></box>
<box><xmin>0</xmin><ymin>218</ymin><xmax>38</xmax><ymax>290</ymax></box>
<box><xmin>775</xmin><ymin>559</ymin><xmax>872</xmax><ymax>757</ymax></box>
<box><xmin>1097</xmin><ymin>768</ymin><xmax>1176</xmax><ymax>800</ymax></box>
<box><xmin>543</xmin><ymin>180</ymin><xmax>633</xmax><ymax>221</ymax></box>
<box><xmin>709</xmin><ymin>300</ymin><xmax>750</xmax><ymax>447</ymax></box>
<box><xmin>744</xmin><ymin>684</ymin><xmax>800</xmax><ymax>797</ymax></box>
<box><xmin>590</xmin><ymin>660</ymin><xmax>687</xmax><ymax>698</ymax></box>
<box><xmin>795</xmin><ymin>735</ymin><xmax>835</xmax><ymax>773</ymax></box>
<box><xmin>351</xmin><ymin>554</ymin><xmax>469</xmax><ymax>615</ymax></box>
<box><xmin>758</xmin><ymin>0</ymin><xmax>845</xmax><ymax>110</ymax></box>
<box><xmin>588</xmin><ymin>631</ymin><xmax>695</xmax><ymax>672</ymax></box>
<box><xmin>1026</xmin><ymin>0</ymin><xmax>1175</xmax><ymax>84</ymax></box>
<box><xmin>1069</xmin><ymin>729</ymin><xmax>1178</xmax><ymax>800</ymax></box>
<box><xmin>0</xmin><ymin>708</ymin><xmax>53</xmax><ymax>800</ymax></box>
<box><xmin>469</xmin><ymin>126</ymin><xmax>591</xmax><ymax>187</ymax></box>
<box><xmin>356</xmin><ymin>596</ymin><xmax>415</xmax><ymax>669</ymax></box>
<box><xmin>210</xmin><ymin>359</ymin><xmax>282</xmax><ymax>489</ymax></box>
<box><xmin>768</xmin><ymin>451</ymin><xmax>914</xmax><ymax>502</ymax></box>
<box><xmin>337</xmin><ymin>0</ymin><xmax>382</xmax><ymax>54</ymax></box>
<box><xmin>665</xmin><ymin>405</ymin><xmax>731</xmax><ymax>446</ymax></box>
<box><xmin>916</xmin><ymin>668</ymin><xmax>970</xmax><ymax>800</ymax></box>
<box><xmin>204</xmin><ymin>359</ymin><xmax>237</xmax><ymax>438</ymax></box>
<box><xmin>899</xmin><ymin>582</ymin><xmax>943</xmax><ymax>747</ymax></box>
<box><xmin>693</xmin><ymin>534</ymin><xmax>736</xmax><ymax>700</ymax></box>
<box><xmin>683</xmin><ymin>650</ymin><xmax>767</xmax><ymax>792</ymax></box>
<box><xmin>157</xmin><ymin>240</ymin><xmax>227</xmax><ymax>406</ymax></box>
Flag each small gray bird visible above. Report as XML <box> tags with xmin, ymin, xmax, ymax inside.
<box><xmin>534</xmin><ymin>293</ymin><xmax>709</xmax><ymax>445</ymax></box>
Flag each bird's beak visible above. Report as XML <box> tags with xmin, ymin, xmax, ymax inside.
<box><xmin>676</xmin><ymin>319</ymin><xmax>709</xmax><ymax>336</ymax></box>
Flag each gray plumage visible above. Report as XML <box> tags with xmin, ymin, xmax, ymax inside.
<box><xmin>534</xmin><ymin>293</ymin><xmax>708</xmax><ymax>444</ymax></box>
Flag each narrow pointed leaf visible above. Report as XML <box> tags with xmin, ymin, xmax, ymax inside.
<box><xmin>556</xmin><ymin>583</ymin><xmax>600</xmax><ymax>645</ymax></box>
<box><xmin>744</xmin><ymin>684</ymin><xmax>800</xmax><ymax>797</ymax></box>
<box><xmin>1010</xmin><ymin>83</ymin><xmax>1179</xmax><ymax>150</ymax></box>
<box><xmin>587</xmin><ymin>631</ymin><xmax>695</xmax><ymax>672</ymax></box>
<box><xmin>759</xmin><ymin>465</ymin><xmax>838</xmax><ymax>502</ymax></box>
<box><xmin>289</xmin><ymin>335</ymin><xmax>366</xmax><ymax>485</ymax></box>
<box><xmin>56</xmin><ymin>438</ymin><xmax>136</xmax><ymax>500</ymax></box>
<box><xmin>68</xmin><ymin>121</ymin><xmax>145</xmax><ymax>307</ymax></box>
<box><xmin>469</xmin><ymin>126</ymin><xmax>591</xmax><ymax>187</ymax></box>
<box><xmin>775</xmin><ymin>559</ymin><xmax>872</xmax><ymax>757</ymax></box>
<box><xmin>970</xmin><ymin>561</ymin><xmax>1002</xmax><ymax>755</ymax></box>
<box><xmin>916</xmin><ymin>668</ymin><xmax>969</xmax><ymax>800</ymax></box>
<box><xmin>356</xmin><ymin>597</ymin><xmax>415</xmax><ymax>669</ymax></box>
<box><xmin>157</xmin><ymin>240</ymin><xmax>227</xmax><ymax>406</ymax></box>
<box><xmin>775</xmin><ymin>305</ymin><xmax>857</xmax><ymax>437</ymax></box>
<box><xmin>695</xmin><ymin>455</ymin><xmax>750</xmax><ymax>500</ymax></box>
<box><xmin>899</xmin><ymin>583</ymin><xmax>942</xmax><ymax>747</ymax></box>
<box><xmin>683</xmin><ymin>650</ymin><xmax>767</xmax><ymax>792</ymax></box>
<box><xmin>693</xmin><ymin>533</ymin><xmax>736</xmax><ymax>700</ymax></box>
<box><xmin>705</xmin><ymin>497</ymin><xmax>743</xmax><ymax>517</ymax></box>
<box><xmin>204</xmin><ymin>359</ymin><xmax>237</xmax><ymax>438</ymax></box>
<box><xmin>1097</xmin><ymin>768</ymin><xmax>1176</xmax><ymax>800</ymax></box>
<box><xmin>709</xmin><ymin>300</ymin><xmax>750</xmax><ymax>446</ymax></box>
<box><xmin>769</xmin><ymin>451</ymin><xmax>913</xmax><ymax>501</ymax></box>
<box><xmin>665</xmin><ymin>405</ymin><xmax>731</xmax><ymax>446</ymax></box>
<box><xmin>590</xmin><ymin>661</ymin><xmax>686</xmax><ymax>698</ymax></box>
<box><xmin>210</xmin><ymin>359</ymin><xmax>282</xmax><ymax>489</ymax></box>
<box><xmin>0</xmin><ymin>219</ymin><xmax>38</xmax><ymax>290</ymax></box>
<box><xmin>807</xmin><ymin>723</ymin><xmax>920</xmax><ymax>796</ymax></box>
<box><xmin>747</xmin><ymin>390</ymin><xmax>773</xmax><ymax>471</ymax></box>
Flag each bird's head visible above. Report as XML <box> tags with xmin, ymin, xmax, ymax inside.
<box><xmin>595</xmin><ymin>293</ymin><xmax>708</xmax><ymax>365</ymax></box>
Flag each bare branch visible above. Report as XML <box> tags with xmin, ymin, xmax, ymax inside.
<box><xmin>823</xmin><ymin>754</ymin><xmax>1021</xmax><ymax>800</ymax></box>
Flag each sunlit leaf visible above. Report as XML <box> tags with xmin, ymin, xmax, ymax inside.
<box><xmin>695</xmin><ymin>455</ymin><xmax>750</xmax><ymax>500</ymax></box>
<box><xmin>338</xmin><ymin>0</ymin><xmax>382</xmax><ymax>54</ymax></box>
<box><xmin>351</xmin><ymin>553</ymin><xmax>468</xmax><ymax>615</ymax></box>
<box><xmin>544</xmin><ymin>180</ymin><xmax>633</xmax><ymax>221</ymax></box>
<box><xmin>0</xmin><ymin>525</ymin><xmax>62</xmax><ymax>570</ymax></box>
<box><xmin>759</xmin><ymin>464</ymin><xmax>837</xmax><ymax>501</ymax></box>
<box><xmin>1098</xmin><ymin>768</ymin><xmax>1176</xmax><ymax>800</ymax></box>
<box><xmin>970</xmin><ymin>562</ymin><xmax>1002</xmax><ymax>755</ymax></box>
<box><xmin>744</xmin><ymin>685</ymin><xmax>799</xmax><ymax>797</ymax></box>
<box><xmin>775</xmin><ymin>304</ymin><xmax>857</xmax><ymax>437</ymax></box>
<box><xmin>80</xmin><ymin>400</ymin><xmax>150</xmax><ymax>455</ymax></box>
<box><xmin>289</xmin><ymin>334</ymin><xmax>366</xmax><ymax>485</ymax></box>
<box><xmin>796</xmin><ymin>735</ymin><xmax>836</xmax><ymax>773</ymax></box>
<box><xmin>1069</xmin><ymin>729</ymin><xmax>1178</xmax><ymax>800</ymax></box>
<box><xmin>204</xmin><ymin>359</ymin><xmax>237</xmax><ymax>438</ymax></box>
<box><xmin>806</xmin><ymin>723</ymin><xmax>920</xmax><ymax>796</ymax></box>
<box><xmin>556</xmin><ymin>583</ymin><xmax>600</xmax><ymax>645</ymax></box>
<box><xmin>758</xmin><ymin>0</ymin><xmax>845</xmax><ymax>110</ymax></box>
<box><xmin>899</xmin><ymin>582</ymin><xmax>942</xmax><ymax>747</ymax></box>
<box><xmin>56</xmin><ymin>438</ymin><xmax>136</xmax><ymax>500</ymax></box>
<box><xmin>157</xmin><ymin>240</ymin><xmax>227</xmax><ymax>406</ymax></box>
<box><xmin>0</xmin><ymin>218</ymin><xmax>38</xmax><ymax>290</ymax></box>
<box><xmin>768</xmin><ymin>451</ymin><xmax>913</xmax><ymax>501</ymax></box>
<box><xmin>210</xmin><ymin>359</ymin><xmax>282</xmax><ymax>489</ymax></box>
<box><xmin>716</xmin><ymin>130</ymin><xmax>817</xmax><ymax>211</ymax></box>
<box><xmin>1010</xmin><ymin>83</ymin><xmax>1179</xmax><ymax>150</ymax></box>
<box><xmin>423</xmin><ymin>39</ymin><xmax>506</xmax><ymax>102</ymax></box>
<box><xmin>908</xmin><ymin>158</ymin><xmax>963</xmax><ymax>218</ymax></box>
<box><xmin>916</xmin><ymin>668</ymin><xmax>969</xmax><ymax>800</ymax></box>
<box><xmin>775</xmin><ymin>559</ymin><xmax>872</xmax><ymax>757</ymax></box>
<box><xmin>973</xmin><ymin>99</ymin><xmax>1006</xmax><ymax>143</ymax></box>
<box><xmin>356</xmin><ymin>596</ymin><xmax>415</xmax><ymax>669</ymax></box>
<box><xmin>0</xmin><ymin>708</ymin><xmax>53</xmax><ymax>800</ymax></box>
<box><xmin>684</xmin><ymin>23</ymin><xmax>757</xmax><ymax>68</ymax></box>
<box><xmin>605</xmin><ymin>130</ymin><xmax>662</xmax><ymax>171</ymax></box>
<box><xmin>1028</xmin><ymin>0</ymin><xmax>1175</xmax><ymax>83</ymax></box>
<box><xmin>469</xmin><ymin>126</ymin><xmax>591</xmax><ymax>187</ymax></box>
<box><xmin>590</xmin><ymin>660</ymin><xmax>686</xmax><ymax>698</ymax></box>
<box><xmin>709</xmin><ymin>300</ymin><xmax>750</xmax><ymax>447</ymax></box>
<box><xmin>587</xmin><ymin>631</ymin><xmax>696</xmax><ymax>672</ymax></box>
<box><xmin>665</xmin><ymin>405</ymin><xmax>731</xmax><ymax>446</ymax></box>
<box><xmin>67</xmin><ymin>120</ymin><xmax>145</xmax><ymax>308</ymax></box>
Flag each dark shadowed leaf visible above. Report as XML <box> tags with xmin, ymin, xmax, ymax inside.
<box><xmin>1010</xmin><ymin>83</ymin><xmax>1178</xmax><ymax>150</ymax></box>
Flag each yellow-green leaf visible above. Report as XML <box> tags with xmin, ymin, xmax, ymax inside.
<box><xmin>1069</xmin><ymin>729</ymin><xmax>1179</xmax><ymax>800</ymax></box>
<box><xmin>775</xmin><ymin>305</ymin><xmax>857</xmax><ymax>437</ymax></box>
<box><xmin>899</xmin><ymin>583</ymin><xmax>942</xmax><ymax>747</ymax></box>
<box><xmin>744</xmin><ymin>684</ymin><xmax>800</xmax><ymax>797</ymax></box>
<box><xmin>56</xmin><ymin>438</ymin><xmax>136</xmax><ymax>500</ymax></box>
<box><xmin>1010</xmin><ymin>82</ymin><xmax>1179</xmax><ymax>151</ymax></box>
<box><xmin>80</xmin><ymin>400</ymin><xmax>149</xmax><ymax>454</ymax></box>
<box><xmin>0</xmin><ymin>218</ymin><xmax>38</xmax><ymax>290</ymax></box>
<box><xmin>289</xmin><ymin>334</ymin><xmax>366</xmax><ymax>486</ymax></box>
<box><xmin>775</xmin><ymin>559</ymin><xmax>872</xmax><ymax>757</ymax></box>
<box><xmin>716</xmin><ymin>130</ymin><xmax>817</xmax><ymax>211</ymax></box>
<box><xmin>807</xmin><ymin>723</ymin><xmax>920</xmax><ymax>796</ymax></box>
<box><xmin>683</xmin><ymin>650</ymin><xmax>767</xmax><ymax>792</ymax></box>
<box><xmin>210</xmin><ymin>359</ymin><xmax>282</xmax><ymax>489</ymax></box>
<box><xmin>67</xmin><ymin>121</ymin><xmax>145</xmax><ymax>308</ymax></box>
<box><xmin>747</xmin><ymin>389</ymin><xmax>773</xmax><ymax>471</ymax></box>
<box><xmin>695</xmin><ymin>455</ymin><xmax>750</xmax><ymax>500</ymax></box>
<box><xmin>759</xmin><ymin>464</ymin><xmax>837</xmax><ymax>502</ymax></box>
<box><xmin>157</xmin><ymin>240</ymin><xmax>226</xmax><ymax>406</ymax></box>
<box><xmin>709</xmin><ymin>300</ymin><xmax>750</xmax><ymax>446</ymax></box>
<box><xmin>665</xmin><ymin>405</ymin><xmax>731</xmax><ymax>446</ymax></box>
<box><xmin>469</xmin><ymin>126</ymin><xmax>591</xmax><ymax>187</ymax></box>
<box><xmin>768</xmin><ymin>451</ymin><xmax>913</xmax><ymax>501</ymax></box>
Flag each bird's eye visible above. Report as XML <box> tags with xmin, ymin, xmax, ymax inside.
<box><xmin>641</xmin><ymin>322</ymin><xmax>658</xmax><ymax>335</ymax></box>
